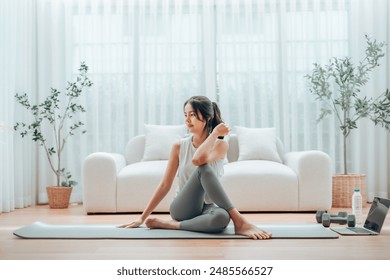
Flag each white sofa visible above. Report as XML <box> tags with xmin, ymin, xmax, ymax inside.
<box><xmin>83</xmin><ymin>133</ymin><xmax>332</xmax><ymax>214</ymax></box>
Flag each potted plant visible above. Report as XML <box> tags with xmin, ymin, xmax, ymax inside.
<box><xmin>14</xmin><ymin>62</ymin><xmax>93</xmax><ymax>209</ymax></box>
<box><xmin>306</xmin><ymin>35</ymin><xmax>390</xmax><ymax>207</ymax></box>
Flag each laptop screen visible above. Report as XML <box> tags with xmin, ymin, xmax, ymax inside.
<box><xmin>363</xmin><ymin>197</ymin><xmax>390</xmax><ymax>233</ymax></box>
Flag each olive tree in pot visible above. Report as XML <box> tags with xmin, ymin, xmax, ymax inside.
<box><xmin>306</xmin><ymin>35</ymin><xmax>390</xmax><ymax>207</ymax></box>
<box><xmin>14</xmin><ymin>62</ymin><xmax>93</xmax><ymax>209</ymax></box>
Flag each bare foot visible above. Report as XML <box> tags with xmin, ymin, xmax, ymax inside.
<box><xmin>228</xmin><ymin>208</ymin><xmax>272</xmax><ymax>239</ymax></box>
<box><xmin>145</xmin><ymin>217</ymin><xmax>180</xmax><ymax>230</ymax></box>
<box><xmin>234</xmin><ymin>222</ymin><xmax>272</xmax><ymax>240</ymax></box>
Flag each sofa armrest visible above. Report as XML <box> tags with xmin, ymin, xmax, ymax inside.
<box><xmin>83</xmin><ymin>152</ymin><xmax>126</xmax><ymax>213</ymax></box>
<box><xmin>284</xmin><ymin>151</ymin><xmax>332</xmax><ymax>210</ymax></box>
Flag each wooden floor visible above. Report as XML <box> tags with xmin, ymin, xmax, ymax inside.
<box><xmin>1</xmin><ymin>204</ymin><xmax>390</xmax><ymax>260</ymax></box>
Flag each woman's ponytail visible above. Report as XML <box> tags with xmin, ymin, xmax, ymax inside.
<box><xmin>211</xmin><ymin>102</ymin><xmax>224</xmax><ymax>139</ymax></box>
<box><xmin>211</xmin><ymin>102</ymin><xmax>223</xmax><ymax>129</ymax></box>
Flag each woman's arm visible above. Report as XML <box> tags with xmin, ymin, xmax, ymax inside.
<box><xmin>139</xmin><ymin>142</ymin><xmax>179</xmax><ymax>221</ymax></box>
<box><xmin>192</xmin><ymin>123</ymin><xmax>230</xmax><ymax>166</ymax></box>
<box><xmin>118</xmin><ymin>141</ymin><xmax>180</xmax><ymax>228</ymax></box>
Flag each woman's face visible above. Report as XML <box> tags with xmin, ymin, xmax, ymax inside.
<box><xmin>184</xmin><ymin>103</ymin><xmax>206</xmax><ymax>134</ymax></box>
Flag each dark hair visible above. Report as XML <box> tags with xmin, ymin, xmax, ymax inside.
<box><xmin>184</xmin><ymin>96</ymin><xmax>224</xmax><ymax>137</ymax></box>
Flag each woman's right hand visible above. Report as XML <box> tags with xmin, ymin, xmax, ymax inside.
<box><xmin>213</xmin><ymin>123</ymin><xmax>230</xmax><ymax>137</ymax></box>
<box><xmin>117</xmin><ymin>217</ymin><xmax>144</xmax><ymax>228</ymax></box>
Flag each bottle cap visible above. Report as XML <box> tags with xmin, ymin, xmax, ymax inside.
<box><xmin>354</xmin><ymin>188</ymin><xmax>360</xmax><ymax>192</ymax></box>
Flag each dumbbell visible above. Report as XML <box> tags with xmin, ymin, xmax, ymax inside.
<box><xmin>315</xmin><ymin>210</ymin><xmax>348</xmax><ymax>223</ymax></box>
<box><xmin>316</xmin><ymin>210</ymin><xmax>356</xmax><ymax>227</ymax></box>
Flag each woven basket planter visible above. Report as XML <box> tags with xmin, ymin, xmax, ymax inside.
<box><xmin>332</xmin><ymin>174</ymin><xmax>367</xmax><ymax>208</ymax></box>
<box><xmin>46</xmin><ymin>186</ymin><xmax>73</xmax><ymax>209</ymax></box>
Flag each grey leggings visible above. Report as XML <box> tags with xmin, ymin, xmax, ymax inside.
<box><xmin>169</xmin><ymin>164</ymin><xmax>234</xmax><ymax>233</ymax></box>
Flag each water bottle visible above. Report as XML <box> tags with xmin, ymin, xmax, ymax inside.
<box><xmin>352</xmin><ymin>188</ymin><xmax>363</xmax><ymax>225</ymax></box>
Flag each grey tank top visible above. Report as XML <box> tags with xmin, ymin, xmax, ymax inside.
<box><xmin>177</xmin><ymin>136</ymin><xmax>225</xmax><ymax>204</ymax></box>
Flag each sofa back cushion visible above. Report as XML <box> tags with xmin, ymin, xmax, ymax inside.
<box><xmin>125</xmin><ymin>133</ymin><xmax>285</xmax><ymax>165</ymax></box>
<box><xmin>226</xmin><ymin>134</ymin><xmax>284</xmax><ymax>163</ymax></box>
<box><xmin>125</xmin><ymin>125</ymin><xmax>186</xmax><ymax>164</ymax></box>
<box><xmin>142</xmin><ymin>124</ymin><xmax>186</xmax><ymax>161</ymax></box>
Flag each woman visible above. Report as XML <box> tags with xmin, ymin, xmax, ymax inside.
<box><xmin>118</xmin><ymin>96</ymin><xmax>271</xmax><ymax>240</ymax></box>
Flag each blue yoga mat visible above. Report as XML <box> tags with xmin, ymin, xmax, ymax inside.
<box><xmin>13</xmin><ymin>221</ymin><xmax>339</xmax><ymax>239</ymax></box>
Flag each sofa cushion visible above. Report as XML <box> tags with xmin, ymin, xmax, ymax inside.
<box><xmin>142</xmin><ymin>124</ymin><xmax>186</xmax><ymax>161</ymax></box>
<box><xmin>221</xmin><ymin>160</ymin><xmax>298</xmax><ymax>211</ymax></box>
<box><xmin>235</xmin><ymin>126</ymin><xmax>282</xmax><ymax>163</ymax></box>
<box><xmin>116</xmin><ymin>161</ymin><xmax>178</xmax><ymax>212</ymax></box>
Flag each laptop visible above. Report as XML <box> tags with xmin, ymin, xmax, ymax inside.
<box><xmin>331</xmin><ymin>197</ymin><xmax>390</xmax><ymax>236</ymax></box>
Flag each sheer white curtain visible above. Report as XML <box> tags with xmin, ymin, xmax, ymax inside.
<box><xmin>1</xmin><ymin>0</ymin><xmax>389</xmax><ymax>212</ymax></box>
<box><xmin>0</xmin><ymin>0</ymin><xmax>36</xmax><ymax>213</ymax></box>
<box><xmin>348</xmin><ymin>0</ymin><xmax>390</xmax><ymax>200</ymax></box>
<box><xmin>217</xmin><ymin>0</ymin><xmax>352</xmax><ymax>155</ymax></box>
<box><xmin>216</xmin><ymin>0</ymin><xmax>390</xmax><ymax>201</ymax></box>
<box><xmin>67</xmin><ymin>0</ymin><xmax>214</xmax><ymax>202</ymax></box>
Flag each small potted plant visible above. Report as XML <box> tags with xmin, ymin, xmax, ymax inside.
<box><xmin>14</xmin><ymin>62</ymin><xmax>93</xmax><ymax>209</ymax></box>
<box><xmin>306</xmin><ymin>35</ymin><xmax>390</xmax><ymax>207</ymax></box>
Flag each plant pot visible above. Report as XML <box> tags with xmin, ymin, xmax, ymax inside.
<box><xmin>46</xmin><ymin>186</ymin><xmax>73</xmax><ymax>209</ymax></box>
<box><xmin>332</xmin><ymin>174</ymin><xmax>367</xmax><ymax>208</ymax></box>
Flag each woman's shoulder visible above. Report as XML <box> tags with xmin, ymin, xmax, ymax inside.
<box><xmin>178</xmin><ymin>135</ymin><xmax>192</xmax><ymax>146</ymax></box>
<box><xmin>173</xmin><ymin>135</ymin><xmax>191</xmax><ymax>150</ymax></box>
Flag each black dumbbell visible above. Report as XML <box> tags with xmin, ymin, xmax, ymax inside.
<box><xmin>315</xmin><ymin>210</ymin><xmax>348</xmax><ymax>223</ymax></box>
